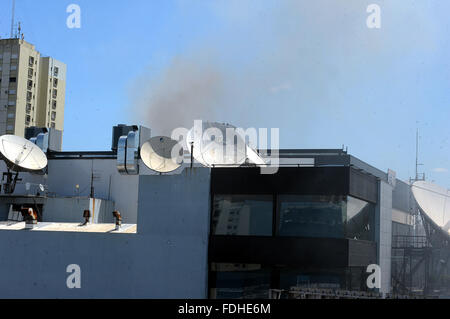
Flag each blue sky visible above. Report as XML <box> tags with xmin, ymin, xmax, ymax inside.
<box><xmin>0</xmin><ymin>0</ymin><xmax>449</xmax><ymax>187</ymax></box>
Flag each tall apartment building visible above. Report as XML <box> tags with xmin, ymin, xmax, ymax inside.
<box><xmin>0</xmin><ymin>38</ymin><xmax>66</xmax><ymax>138</ymax></box>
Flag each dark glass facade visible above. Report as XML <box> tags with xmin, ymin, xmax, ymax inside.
<box><xmin>210</xmin><ymin>263</ymin><xmax>371</xmax><ymax>298</ymax></box>
<box><xmin>209</xmin><ymin>167</ymin><xmax>379</xmax><ymax>299</ymax></box>
<box><xmin>211</xmin><ymin>194</ymin><xmax>375</xmax><ymax>241</ymax></box>
<box><xmin>210</xmin><ymin>263</ymin><xmax>271</xmax><ymax>299</ymax></box>
<box><xmin>279</xmin><ymin>268</ymin><xmax>344</xmax><ymax>290</ymax></box>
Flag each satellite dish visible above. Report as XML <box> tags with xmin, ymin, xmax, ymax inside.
<box><xmin>0</xmin><ymin>135</ymin><xmax>47</xmax><ymax>172</ymax></box>
<box><xmin>246</xmin><ymin>146</ymin><xmax>267</xmax><ymax>166</ymax></box>
<box><xmin>39</xmin><ymin>184</ymin><xmax>45</xmax><ymax>192</ymax></box>
<box><xmin>412</xmin><ymin>181</ymin><xmax>450</xmax><ymax>235</ymax></box>
<box><xmin>186</xmin><ymin>122</ymin><xmax>265</xmax><ymax>167</ymax></box>
<box><xmin>140</xmin><ymin>136</ymin><xmax>183</xmax><ymax>173</ymax></box>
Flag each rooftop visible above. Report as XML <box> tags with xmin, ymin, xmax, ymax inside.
<box><xmin>0</xmin><ymin>221</ymin><xmax>137</xmax><ymax>234</ymax></box>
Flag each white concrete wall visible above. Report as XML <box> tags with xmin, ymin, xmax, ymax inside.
<box><xmin>42</xmin><ymin>197</ymin><xmax>114</xmax><ymax>223</ymax></box>
<box><xmin>0</xmin><ymin>167</ymin><xmax>211</xmax><ymax>298</ymax></box>
<box><xmin>45</xmin><ymin>159</ymin><xmax>139</xmax><ymax>223</ymax></box>
<box><xmin>0</xmin><ymin>158</ymin><xmax>139</xmax><ymax>224</ymax></box>
<box><xmin>376</xmin><ymin>180</ymin><xmax>393</xmax><ymax>295</ymax></box>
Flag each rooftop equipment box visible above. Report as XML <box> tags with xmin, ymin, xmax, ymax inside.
<box><xmin>111</xmin><ymin>124</ymin><xmax>138</xmax><ymax>152</ymax></box>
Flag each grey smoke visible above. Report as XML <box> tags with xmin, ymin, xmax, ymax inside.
<box><xmin>128</xmin><ymin>0</ymin><xmax>439</xmax><ymax>139</ymax></box>
<box><xmin>129</xmin><ymin>56</ymin><xmax>224</xmax><ymax>136</ymax></box>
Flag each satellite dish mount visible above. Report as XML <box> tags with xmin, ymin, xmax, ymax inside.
<box><xmin>2</xmin><ymin>168</ymin><xmax>21</xmax><ymax>194</ymax></box>
<box><xmin>0</xmin><ymin>135</ymin><xmax>48</xmax><ymax>195</ymax></box>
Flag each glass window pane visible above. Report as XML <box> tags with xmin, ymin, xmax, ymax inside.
<box><xmin>279</xmin><ymin>268</ymin><xmax>345</xmax><ymax>290</ymax></box>
<box><xmin>210</xmin><ymin>263</ymin><xmax>271</xmax><ymax>299</ymax></box>
<box><xmin>278</xmin><ymin>195</ymin><xmax>345</xmax><ymax>238</ymax></box>
<box><xmin>212</xmin><ymin>195</ymin><xmax>273</xmax><ymax>236</ymax></box>
<box><xmin>345</xmin><ymin>196</ymin><xmax>375</xmax><ymax>241</ymax></box>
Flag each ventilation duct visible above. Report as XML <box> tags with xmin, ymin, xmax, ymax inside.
<box><xmin>116</xmin><ymin>125</ymin><xmax>151</xmax><ymax>175</ymax></box>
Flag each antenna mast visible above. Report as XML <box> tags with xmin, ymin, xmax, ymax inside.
<box><xmin>413</xmin><ymin>126</ymin><xmax>425</xmax><ymax>182</ymax></box>
<box><xmin>415</xmin><ymin>127</ymin><xmax>419</xmax><ymax>180</ymax></box>
<box><xmin>10</xmin><ymin>0</ymin><xmax>16</xmax><ymax>38</ymax></box>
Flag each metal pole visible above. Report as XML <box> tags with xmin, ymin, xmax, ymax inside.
<box><xmin>415</xmin><ymin>128</ymin><xmax>419</xmax><ymax>181</ymax></box>
<box><xmin>90</xmin><ymin>160</ymin><xmax>94</xmax><ymax>198</ymax></box>
<box><xmin>190</xmin><ymin>143</ymin><xmax>194</xmax><ymax>169</ymax></box>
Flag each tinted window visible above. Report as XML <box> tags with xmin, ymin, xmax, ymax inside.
<box><xmin>211</xmin><ymin>263</ymin><xmax>271</xmax><ymax>299</ymax></box>
<box><xmin>278</xmin><ymin>195</ymin><xmax>346</xmax><ymax>238</ymax></box>
<box><xmin>212</xmin><ymin>195</ymin><xmax>273</xmax><ymax>236</ymax></box>
<box><xmin>345</xmin><ymin>196</ymin><xmax>375</xmax><ymax>241</ymax></box>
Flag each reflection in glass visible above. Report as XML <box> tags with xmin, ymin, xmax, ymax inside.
<box><xmin>279</xmin><ymin>268</ymin><xmax>344</xmax><ymax>290</ymax></box>
<box><xmin>212</xmin><ymin>195</ymin><xmax>273</xmax><ymax>236</ymax></box>
<box><xmin>345</xmin><ymin>196</ymin><xmax>375</xmax><ymax>241</ymax></box>
<box><xmin>278</xmin><ymin>195</ymin><xmax>346</xmax><ymax>238</ymax></box>
<box><xmin>210</xmin><ymin>265</ymin><xmax>371</xmax><ymax>298</ymax></box>
<box><xmin>210</xmin><ymin>263</ymin><xmax>271</xmax><ymax>299</ymax></box>
<box><xmin>279</xmin><ymin>267</ymin><xmax>369</xmax><ymax>291</ymax></box>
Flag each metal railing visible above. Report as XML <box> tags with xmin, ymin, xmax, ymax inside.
<box><xmin>269</xmin><ymin>287</ymin><xmax>383</xmax><ymax>299</ymax></box>
<box><xmin>269</xmin><ymin>287</ymin><xmax>430</xmax><ymax>299</ymax></box>
<box><xmin>392</xmin><ymin>235</ymin><xmax>430</xmax><ymax>249</ymax></box>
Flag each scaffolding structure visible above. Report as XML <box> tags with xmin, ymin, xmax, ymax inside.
<box><xmin>392</xmin><ymin>210</ymin><xmax>450</xmax><ymax>297</ymax></box>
